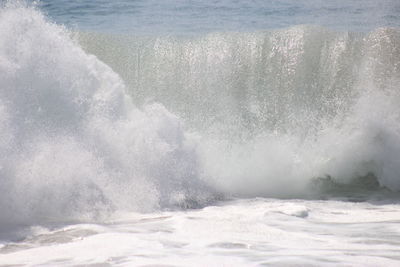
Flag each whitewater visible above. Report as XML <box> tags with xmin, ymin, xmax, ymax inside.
<box><xmin>0</xmin><ymin>1</ymin><xmax>400</xmax><ymax>266</ymax></box>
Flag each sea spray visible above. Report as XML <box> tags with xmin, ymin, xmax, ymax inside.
<box><xmin>0</xmin><ymin>2</ymin><xmax>400</xmax><ymax>229</ymax></box>
<box><xmin>0</xmin><ymin>2</ymin><xmax>213</xmax><ymax>228</ymax></box>
<box><xmin>80</xmin><ymin>26</ymin><xmax>400</xmax><ymax>197</ymax></box>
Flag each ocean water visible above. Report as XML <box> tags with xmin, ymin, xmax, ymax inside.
<box><xmin>0</xmin><ymin>0</ymin><xmax>400</xmax><ymax>266</ymax></box>
<box><xmin>39</xmin><ymin>0</ymin><xmax>400</xmax><ymax>33</ymax></box>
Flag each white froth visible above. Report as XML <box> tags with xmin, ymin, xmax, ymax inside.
<box><xmin>1</xmin><ymin>199</ymin><xmax>400</xmax><ymax>266</ymax></box>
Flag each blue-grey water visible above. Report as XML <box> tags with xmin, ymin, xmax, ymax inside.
<box><xmin>40</xmin><ymin>0</ymin><xmax>400</xmax><ymax>34</ymax></box>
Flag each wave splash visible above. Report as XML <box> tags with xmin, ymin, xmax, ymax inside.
<box><xmin>80</xmin><ymin>24</ymin><xmax>400</xmax><ymax>198</ymax></box>
<box><xmin>0</xmin><ymin>2</ymin><xmax>400</xmax><ymax>228</ymax></box>
<box><xmin>0</xmin><ymin>2</ymin><xmax>214</xmax><ymax>228</ymax></box>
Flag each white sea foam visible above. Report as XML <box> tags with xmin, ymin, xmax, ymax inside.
<box><xmin>1</xmin><ymin>199</ymin><xmax>400</xmax><ymax>266</ymax></box>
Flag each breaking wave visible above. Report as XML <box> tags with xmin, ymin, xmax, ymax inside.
<box><xmin>80</xmin><ymin>23</ymin><xmax>400</xmax><ymax>198</ymax></box>
<box><xmin>0</xmin><ymin>2</ymin><xmax>214</xmax><ymax>228</ymax></box>
<box><xmin>0</xmin><ymin>2</ymin><xmax>399</xmax><ymax>228</ymax></box>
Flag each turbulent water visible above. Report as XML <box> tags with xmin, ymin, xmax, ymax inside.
<box><xmin>79</xmin><ymin>28</ymin><xmax>400</xmax><ymax>199</ymax></box>
<box><xmin>0</xmin><ymin>1</ymin><xmax>400</xmax><ymax>266</ymax></box>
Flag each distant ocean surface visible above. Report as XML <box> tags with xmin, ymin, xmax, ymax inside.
<box><xmin>39</xmin><ymin>0</ymin><xmax>400</xmax><ymax>34</ymax></box>
<box><xmin>0</xmin><ymin>1</ymin><xmax>400</xmax><ymax>266</ymax></box>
